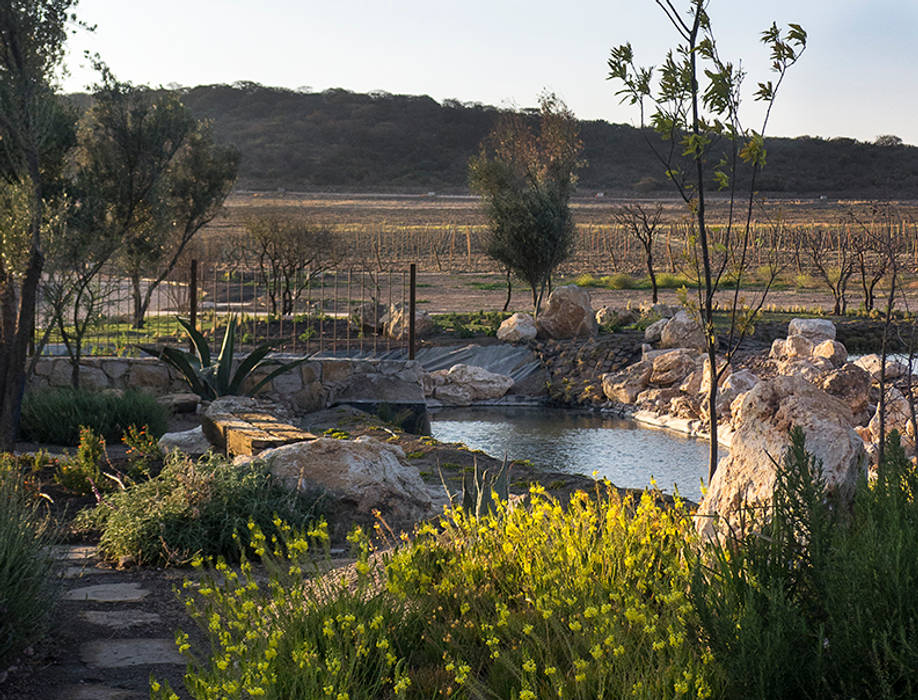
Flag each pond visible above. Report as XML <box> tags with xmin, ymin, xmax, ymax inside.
<box><xmin>430</xmin><ymin>406</ymin><xmax>713</xmax><ymax>502</ymax></box>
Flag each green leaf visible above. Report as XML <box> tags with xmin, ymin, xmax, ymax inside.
<box><xmin>215</xmin><ymin>315</ymin><xmax>237</xmax><ymax>393</ymax></box>
<box><xmin>228</xmin><ymin>342</ymin><xmax>278</xmax><ymax>394</ymax></box>
<box><xmin>175</xmin><ymin>316</ymin><xmax>211</xmax><ymax>366</ymax></box>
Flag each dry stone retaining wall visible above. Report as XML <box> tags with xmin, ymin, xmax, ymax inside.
<box><xmin>28</xmin><ymin>356</ymin><xmax>425</xmax><ymax>413</ymax></box>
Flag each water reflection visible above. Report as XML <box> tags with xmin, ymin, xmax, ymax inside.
<box><xmin>430</xmin><ymin>406</ymin><xmax>712</xmax><ymax>502</ymax></box>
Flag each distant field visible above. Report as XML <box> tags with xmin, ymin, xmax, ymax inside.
<box><xmin>196</xmin><ymin>192</ymin><xmax>918</xmax><ymax>280</ymax></box>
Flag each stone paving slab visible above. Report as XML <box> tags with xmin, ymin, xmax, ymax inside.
<box><xmin>46</xmin><ymin>544</ymin><xmax>98</xmax><ymax>561</ymax></box>
<box><xmin>80</xmin><ymin>639</ymin><xmax>184</xmax><ymax>668</ymax></box>
<box><xmin>62</xmin><ymin>583</ymin><xmax>150</xmax><ymax>603</ymax></box>
<box><xmin>63</xmin><ymin>683</ymin><xmax>145</xmax><ymax>699</ymax></box>
<box><xmin>80</xmin><ymin>610</ymin><xmax>163</xmax><ymax>630</ymax></box>
<box><xmin>61</xmin><ymin>565</ymin><xmax>117</xmax><ymax>580</ymax></box>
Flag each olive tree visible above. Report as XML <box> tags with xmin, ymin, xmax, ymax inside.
<box><xmin>608</xmin><ymin>1</ymin><xmax>806</xmax><ymax>479</ymax></box>
<box><xmin>0</xmin><ymin>0</ymin><xmax>79</xmax><ymax>450</ymax></box>
<box><xmin>77</xmin><ymin>73</ymin><xmax>239</xmax><ymax>328</ymax></box>
<box><xmin>469</xmin><ymin>93</ymin><xmax>583</xmax><ymax>315</ymax></box>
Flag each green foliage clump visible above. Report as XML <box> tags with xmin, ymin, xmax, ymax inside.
<box><xmin>0</xmin><ymin>460</ymin><xmax>58</xmax><ymax>667</ymax></box>
<box><xmin>53</xmin><ymin>426</ymin><xmax>106</xmax><ymax>495</ymax></box>
<box><xmin>434</xmin><ymin>311</ymin><xmax>509</xmax><ymax>338</ymax></box>
<box><xmin>160</xmin><ymin>484</ymin><xmax>715</xmax><ymax>699</ymax></box>
<box><xmin>75</xmin><ymin>452</ymin><xmax>326</xmax><ymax>566</ymax></box>
<box><xmin>20</xmin><ymin>388</ymin><xmax>167</xmax><ymax>446</ymax></box>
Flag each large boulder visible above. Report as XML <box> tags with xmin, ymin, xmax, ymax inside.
<box><xmin>813</xmin><ymin>339</ymin><xmax>847</xmax><ymax>368</ymax></box>
<box><xmin>497</xmin><ymin>312</ymin><xmax>537</xmax><ymax>343</ymax></box>
<box><xmin>660</xmin><ymin>310</ymin><xmax>705</xmax><ymax>350</ymax></box>
<box><xmin>601</xmin><ymin>360</ymin><xmax>652</xmax><ymax>404</ymax></box>
<box><xmin>535</xmin><ymin>285</ymin><xmax>597</xmax><ymax>339</ymax></box>
<box><xmin>867</xmin><ymin>387</ymin><xmax>915</xmax><ymax>444</ymax></box>
<box><xmin>820</xmin><ymin>363</ymin><xmax>872</xmax><ymax>422</ymax></box>
<box><xmin>252</xmin><ymin>436</ymin><xmax>433</xmax><ymax>523</ymax></box>
<box><xmin>643</xmin><ymin>317</ymin><xmax>670</xmax><ymax>344</ymax></box>
<box><xmin>349</xmin><ymin>302</ymin><xmax>387</xmax><ymax>334</ymax></box>
<box><xmin>784</xmin><ymin>335</ymin><xmax>814</xmax><ymax>360</ymax></box>
<box><xmin>382</xmin><ymin>303</ymin><xmax>436</xmax><ymax>341</ymax></box>
<box><xmin>700</xmin><ymin>369</ymin><xmax>759</xmax><ymax>423</ymax></box>
<box><xmin>158</xmin><ymin>426</ymin><xmax>211</xmax><ymax>457</ymax></box>
<box><xmin>444</xmin><ymin>364</ymin><xmax>514</xmax><ymax>401</ymax></box>
<box><xmin>853</xmin><ymin>353</ymin><xmax>909</xmax><ymax>380</ymax></box>
<box><xmin>696</xmin><ymin>375</ymin><xmax>866</xmax><ymax>542</ymax></box>
<box><xmin>788</xmin><ymin>318</ymin><xmax>836</xmax><ymax>343</ymax></box>
<box><xmin>649</xmin><ymin>349</ymin><xmax>696</xmax><ymax>387</ymax></box>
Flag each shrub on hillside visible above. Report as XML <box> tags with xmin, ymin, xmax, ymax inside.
<box><xmin>0</xmin><ymin>460</ymin><xmax>58</xmax><ymax>667</ymax></box>
<box><xmin>75</xmin><ymin>452</ymin><xmax>326</xmax><ymax>566</ymax></box>
<box><xmin>20</xmin><ymin>388</ymin><xmax>168</xmax><ymax>446</ymax></box>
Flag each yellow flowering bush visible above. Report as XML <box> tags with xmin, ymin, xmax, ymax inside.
<box><xmin>157</xmin><ymin>484</ymin><xmax>718</xmax><ymax>698</ymax></box>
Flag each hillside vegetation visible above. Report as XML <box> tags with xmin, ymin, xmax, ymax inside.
<box><xmin>69</xmin><ymin>83</ymin><xmax>918</xmax><ymax>196</ymax></box>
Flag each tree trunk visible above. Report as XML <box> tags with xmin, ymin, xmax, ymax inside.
<box><xmin>502</xmin><ymin>269</ymin><xmax>512</xmax><ymax>313</ymax></box>
<box><xmin>131</xmin><ymin>273</ymin><xmax>145</xmax><ymax>329</ymax></box>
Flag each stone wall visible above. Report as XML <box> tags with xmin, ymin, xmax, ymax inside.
<box><xmin>28</xmin><ymin>356</ymin><xmax>425</xmax><ymax>414</ymax></box>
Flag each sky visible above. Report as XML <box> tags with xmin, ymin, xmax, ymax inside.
<box><xmin>59</xmin><ymin>1</ymin><xmax>918</xmax><ymax>145</ymax></box>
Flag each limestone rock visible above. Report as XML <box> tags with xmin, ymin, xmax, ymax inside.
<box><xmin>820</xmin><ymin>363</ymin><xmax>872</xmax><ymax>421</ymax></box>
<box><xmin>853</xmin><ymin>353</ymin><xmax>909</xmax><ymax>380</ymax></box>
<box><xmin>785</xmin><ymin>335</ymin><xmax>814</xmax><ymax>359</ymax></box>
<box><xmin>660</xmin><ymin>310</ymin><xmax>705</xmax><ymax>350</ymax></box>
<box><xmin>773</xmin><ymin>358</ymin><xmax>826</xmax><ymax>383</ymax></box>
<box><xmin>679</xmin><ymin>369</ymin><xmax>703</xmax><ymax>395</ymax></box>
<box><xmin>433</xmin><ymin>383</ymin><xmax>473</xmax><ymax>406</ymax></box>
<box><xmin>699</xmin><ymin>356</ymin><xmax>731</xmax><ymax>396</ymax></box>
<box><xmin>158</xmin><ymin>426</ymin><xmax>211</xmax><ymax>457</ymax></box>
<box><xmin>445</xmin><ymin>364</ymin><xmax>514</xmax><ymax>400</ymax></box>
<box><xmin>535</xmin><ymin>285</ymin><xmax>597</xmax><ymax>339</ymax></box>
<box><xmin>255</xmin><ymin>436</ymin><xmax>433</xmax><ymax>523</ymax></box>
<box><xmin>643</xmin><ymin>317</ymin><xmax>669</xmax><ymax>344</ymax></box>
<box><xmin>867</xmin><ymin>387</ymin><xmax>915</xmax><ymax>444</ymax></box>
<box><xmin>382</xmin><ymin>303</ymin><xmax>436</xmax><ymax>341</ymax></box>
<box><xmin>650</xmin><ymin>349</ymin><xmax>696</xmax><ymax>387</ymax></box>
<box><xmin>421</xmin><ymin>370</ymin><xmax>447</xmax><ymax>396</ymax></box>
<box><xmin>696</xmin><ymin>375</ymin><xmax>865</xmax><ymax>542</ymax></box>
<box><xmin>788</xmin><ymin>318</ymin><xmax>836</xmax><ymax>343</ymax></box>
<box><xmin>635</xmin><ymin>386</ymin><xmax>682</xmax><ymax>411</ymax></box>
<box><xmin>769</xmin><ymin>338</ymin><xmax>787</xmax><ymax>359</ymax></box>
<box><xmin>601</xmin><ymin>360</ymin><xmax>652</xmax><ymax>404</ymax></box>
<box><xmin>497</xmin><ymin>312</ymin><xmax>537</xmax><ymax>342</ymax></box>
<box><xmin>813</xmin><ymin>339</ymin><xmax>847</xmax><ymax>368</ymax></box>
<box><xmin>156</xmin><ymin>392</ymin><xmax>200</xmax><ymax>413</ymax></box>
<box><xmin>350</xmin><ymin>302</ymin><xmax>386</xmax><ymax>334</ymax></box>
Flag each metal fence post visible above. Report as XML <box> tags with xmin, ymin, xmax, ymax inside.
<box><xmin>189</xmin><ymin>259</ymin><xmax>198</xmax><ymax>352</ymax></box>
<box><xmin>409</xmin><ymin>263</ymin><xmax>416</xmax><ymax>360</ymax></box>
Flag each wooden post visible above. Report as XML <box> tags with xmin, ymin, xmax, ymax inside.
<box><xmin>189</xmin><ymin>259</ymin><xmax>198</xmax><ymax>351</ymax></box>
<box><xmin>409</xmin><ymin>263</ymin><xmax>416</xmax><ymax>360</ymax></box>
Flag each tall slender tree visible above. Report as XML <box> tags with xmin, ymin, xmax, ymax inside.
<box><xmin>0</xmin><ymin>1</ymin><xmax>79</xmax><ymax>450</ymax></box>
<box><xmin>608</xmin><ymin>1</ymin><xmax>806</xmax><ymax>479</ymax></box>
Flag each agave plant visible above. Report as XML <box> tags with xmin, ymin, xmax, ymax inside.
<box><xmin>441</xmin><ymin>456</ymin><xmax>511</xmax><ymax>518</ymax></box>
<box><xmin>143</xmin><ymin>316</ymin><xmax>310</xmax><ymax>400</ymax></box>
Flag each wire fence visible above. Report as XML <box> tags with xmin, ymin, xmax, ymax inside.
<box><xmin>34</xmin><ymin>261</ymin><xmax>413</xmax><ymax>359</ymax></box>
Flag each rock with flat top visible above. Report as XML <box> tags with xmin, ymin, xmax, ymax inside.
<box><xmin>813</xmin><ymin>339</ymin><xmax>847</xmax><ymax>367</ymax></box>
<box><xmin>643</xmin><ymin>317</ymin><xmax>669</xmax><ymax>344</ymax></box>
<box><xmin>788</xmin><ymin>318</ymin><xmax>836</xmax><ymax>343</ymax></box>
<box><xmin>158</xmin><ymin>426</ymin><xmax>211</xmax><ymax>457</ymax></box>
<box><xmin>650</xmin><ymin>349</ymin><xmax>696</xmax><ymax>387</ymax></box>
<box><xmin>853</xmin><ymin>353</ymin><xmax>908</xmax><ymax>380</ymax></box>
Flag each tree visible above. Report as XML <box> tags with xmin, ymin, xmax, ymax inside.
<box><xmin>613</xmin><ymin>202</ymin><xmax>663</xmax><ymax>303</ymax></box>
<box><xmin>469</xmin><ymin>93</ymin><xmax>583</xmax><ymax>314</ymax></box>
<box><xmin>608</xmin><ymin>1</ymin><xmax>806</xmax><ymax>480</ymax></box>
<box><xmin>76</xmin><ymin>73</ymin><xmax>239</xmax><ymax>328</ymax></box>
<box><xmin>0</xmin><ymin>1</ymin><xmax>79</xmax><ymax>450</ymax></box>
<box><xmin>240</xmin><ymin>214</ymin><xmax>339</xmax><ymax>316</ymax></box>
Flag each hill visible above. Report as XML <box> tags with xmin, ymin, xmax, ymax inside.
<box><xmin>71</xmin><ymin>83</ymin><xmax>918</xmax><ymax>197</ymax></box>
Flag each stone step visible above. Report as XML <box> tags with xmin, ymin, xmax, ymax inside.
<box><xmin>46</xmin><ymin>544</ymin><xmax>98</xmax><ymax>562</ymax></box>
<box><xmin>62</xmin><ymin>684</ymin><xmax>145</xmax><ymax>700</ymax></box>
<box><xmin>80</xmin><ymin>610</ymin><xmax>163</xmax><ymax>630</ymax></box>
<box><xmin>62</xmin><ymin>583</ymin><xmax>150</xmax><ymax>603</ymax></box>
<box><xmin>79</xmin><ymin>639</ymin><xmax>183</xmax><ymax>668</ymax></box>
<box><xmin>202</xmin><ymin>409</ymin><xmax>316</xmax><ymax>456</ymax></box>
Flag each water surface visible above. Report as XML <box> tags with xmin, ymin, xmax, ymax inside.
<box><xmin>430</xmin><ymin>407</ymin><xmax>712</xmax><ymax>501</ymax></box>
